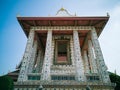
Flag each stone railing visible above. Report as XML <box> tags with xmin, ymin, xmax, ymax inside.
<box><xmin>51</xmin><ymin>65</ymin><xmax>75</xmax><ymax>70</ymax></box>
<box><xmin>85</xmin><ymin>73</ymin><xmax>99</xmax><ymax>76</ymax></box>
<box><xmin>15</xmin><ymin>80</ymin><xmax>115</xmax><ymax>87</ymax></box>
<box><xmin>50</xmin><ymin>65</ymin><xmax>75</xmax><ymax>75</ymax></box>
<box><xmin>27</xmin><ymin>73</ymin><xmax>42</xmax><ymax>76</ymax></box>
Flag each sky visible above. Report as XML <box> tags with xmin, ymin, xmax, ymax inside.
<box><xmin>0</xmin><ymin>0</ymin><xmax>120</xmax><ymax>76</ymax></box>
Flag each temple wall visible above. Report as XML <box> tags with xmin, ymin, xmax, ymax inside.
<box><xmin>13</xmin><ymin>8</ymin><xmax>116</xmax><ymax>89</ymax></box>
<box><xmin>14</xmin><ymin>87</ymin><xmax>114</xmax><ymax>90</ymax></box>
<box><xmin>17</xmin><ymin>26</ymin><xmax>113</xmax><ymax>89</ymax></box>
<box><xmin>18</xmin><ymin>29</ymin><xmax>35</xmax><ymax>81</ymax></box>
<box><xmin>90</xmin><ymin>27</ymin><xmax>110</xmax><ymax>83</ymax></box>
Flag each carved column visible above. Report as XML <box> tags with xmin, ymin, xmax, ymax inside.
<box><xmin>88</xmin><ymin>40</ymin><xmax>98</xmax><ymax>73</ymax></box>
<box><xmin>18</xmin><ymin>30</ymin><xmax>35</xmax><ymax>81</ymax></box>
<box><xmin>83</xmin><ymin>50</ymin><xmax>90</xmax><ymax>74</ymax></box>
<box><xmin>27</xmin><ymin>40</ymin><xmax>37</xmax><ymax>73</ymax></box>
<box><xmin>39</xmin><ymin>51</ymin><xmax>44</xmax><ymax>73</ymax></box>
<box><xmin>51</xmin><ymin>38</ymin><xmax>55</xmax><ymax>65</ymax></box>
<box><xmin>33</xmin><ymin>49</ymin><xmax>41</xmax><ymax>73</ymax></box>
<box><xmin>91</xmin><ymin>27</ymin><xmax>110</xmax><ymax>83</ymax></box>
<box><xmin>41</xmin><ymin>30</ymin><xmax>52</xmax><ymax>80</ymax></box>
<box><xmin>73</xmin><ymin>30</ymin><xmax>85</xmax><ymax>81</ymax></box>
<box><xmin>70</xmin><ymin>36</ymin><xmax>75</xmax><ymax>66</ymax></box>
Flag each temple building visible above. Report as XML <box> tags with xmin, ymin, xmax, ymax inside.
<box><xmin>13</xmin><ymin>8</ymin><xmax>115</xmax><ymax>90</ymax></box>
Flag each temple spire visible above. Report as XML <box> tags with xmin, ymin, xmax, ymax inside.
<box><xmin>56</xmin><ymin>7</ymin><xmax>75</xmax><ymax>17</ymax></box>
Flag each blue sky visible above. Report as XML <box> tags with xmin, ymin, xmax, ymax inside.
<box><xmin>0</xmin><ymin>0</ymin><xmax>120</xmax><ymax>75</ymax></box>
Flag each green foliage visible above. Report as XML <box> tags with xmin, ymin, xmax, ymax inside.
<box><xmin>0</xmin><ymin>76</ymin><xmax>14</xmax><ymax>90</ymax></box>
<box><xmin>109</xmin><ymin>72</ymin><xmax>120</xmax><ymax>90</ymax></box>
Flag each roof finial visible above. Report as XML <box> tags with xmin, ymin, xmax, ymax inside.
<box><xmin>60</xmin><ymin>6</ymin><xmax>65</xmax><ymax>11</ymax></box>
<box><xmin>16</xmin><ymin>64</ymin><xmax>18</xmax><ymax>69</ymax></box>
<box><xmin>114</xmin><ymin>69</ymin><xmax>117</xmax><ymax>75</ymax></box>
<box><xmin>48</xmin><ymin>14</ymin><xmax>51</xmax><ymax>16</ymax></box>
<box><xmin>107</xmin><ymin>12</ymin><xmax>110</xmax><ymax>17</ymax></box>
<box><xmin>75</xmin><ymin>12</ymin><xmax>77</xmax><ymax>16</ymax></box>
<box><xmin>56</xmin><ymin>7</ymin><xmax>72</xmax><ymax>16</ymax></box>
<box><xmin>17</xmin><ymin>13</ymin><xmax>20</xmax><ymax>17</ymax></box>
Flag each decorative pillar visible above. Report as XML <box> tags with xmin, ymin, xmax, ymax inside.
<box><xmin>39</xmin><ymin>51</ymin><xmax>44</xmax><ymax>73</ymax></box>
<box><xmin>88</xmin><ymin>40</ymin><xmax>98</xmax><ymax>73</ymax></box>
<box><xmin>33</xmin><ymin>49</ymin><xmax>41</xmax><ymax>73</ymax></box>
<box><xmin>73</xmin><ymin>30</ymin><xmax>85</xmax><ymax>81</ymax></box>
<box><xmin>70</xmin><ymin>36</ymin><xmax>75</xmax><ymax>66</ymax></box>
<box><xmin>83</xmin><ymin>50</ymin><xmax>90</xmax><ymax>74</ymax></box>
<box><xmin>27</xmin><ymin>40</ymin><xmax>38</xmax><ymax>73</ymax></box>
<box><xmin>18</xmin><ymin>30</ymin><xmax>35</xmax><ymax>81</ymax></box>
<box><xmin>51</xmin><ymin>38</ymin><xmax>55</xmax><ymax>65</ymax></box>
<box><xmin>91</xmin><ymin>27</ymin><xmax>110</xmax><ymax>83</ymax></box>
<box><xmin>41</xmin><ymin>30</ymin><xmax>52</xmax><ymax>80</ymax></box>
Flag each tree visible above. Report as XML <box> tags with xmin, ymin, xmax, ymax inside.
<box><xmin>0</xmin><ymin>76</ymin><xmax>14</xmax><ymax>90</ymax></box>
<box><xmin>109</xmin><ymin>72</ymin><xmax>120</xmax><ymax>90</ymax></box>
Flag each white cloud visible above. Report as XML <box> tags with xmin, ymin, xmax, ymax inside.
<box><xmin>99</xmin><ymin>3</ymin><xmax>120</xmax><ymax>75</ymax></box>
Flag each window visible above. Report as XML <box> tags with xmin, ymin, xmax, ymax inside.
<box><xmin>28</xmin><ymin>76</ymin><xmax>40</xmax><ymax>80</ymax></box>
<box><xmin>54</xmin><ymin>39</ymin><xmax>71</xmax><ymax>65</ymax></box>
<box><xmin>86</xmin><ymin>76</ymin><xmax>99</xmax><ymax>81</ymax></box>
<box><xmin>51</xmin><ymin>75</ymin><xmax>75</xmax><ymax>80</ymax></box>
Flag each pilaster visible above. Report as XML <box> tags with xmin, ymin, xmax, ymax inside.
<box><xmin>18</xmin><ymin>30</ymin><xmax>35</xmax><ymax>81</ymax></box>
<box><xmin>83</xmin><ymin>50</ymin><xmax>90</xmax><ymax>74</ymax></box>
<box><xmin>41</xmin><ymin>30</ymin><xmax>52</xmax><ymax>80</ymax></box>
<box><xmin>88</xmin><ymin>40</ymin><xmax>98</xmax><ymax>73</ymax></box>
<box><xmin>27</xmin><ymin>40</ymin><xmax>38</xmax><ymax>73</ymax></box>
<box><xmin>91</xmin><ymin>27</ymin><xmax>110</xmax><ymax>83</ymax></box>
<box><xmin>51</xmin><ymin>38</ymin><xmax>55</xmax><ymax>65</ymax></box>
<box><xmin>73</xmin><ymin>30</ymin><xmax>85</xmax><ymax>81</ymax></box>
<box><xmin>70</xmin><ymin>36</ymin><xmax>75</xmax><ymax>66</ymax></box>
<box><xmin>33</xmin><ymin>49</ymin><xmax>41</xmax><ymax>73</ymax></box>
<box><xmin>39</xmin><ymin>51</ymin><xmax>44</xmax><ymax>73</ymax></box>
